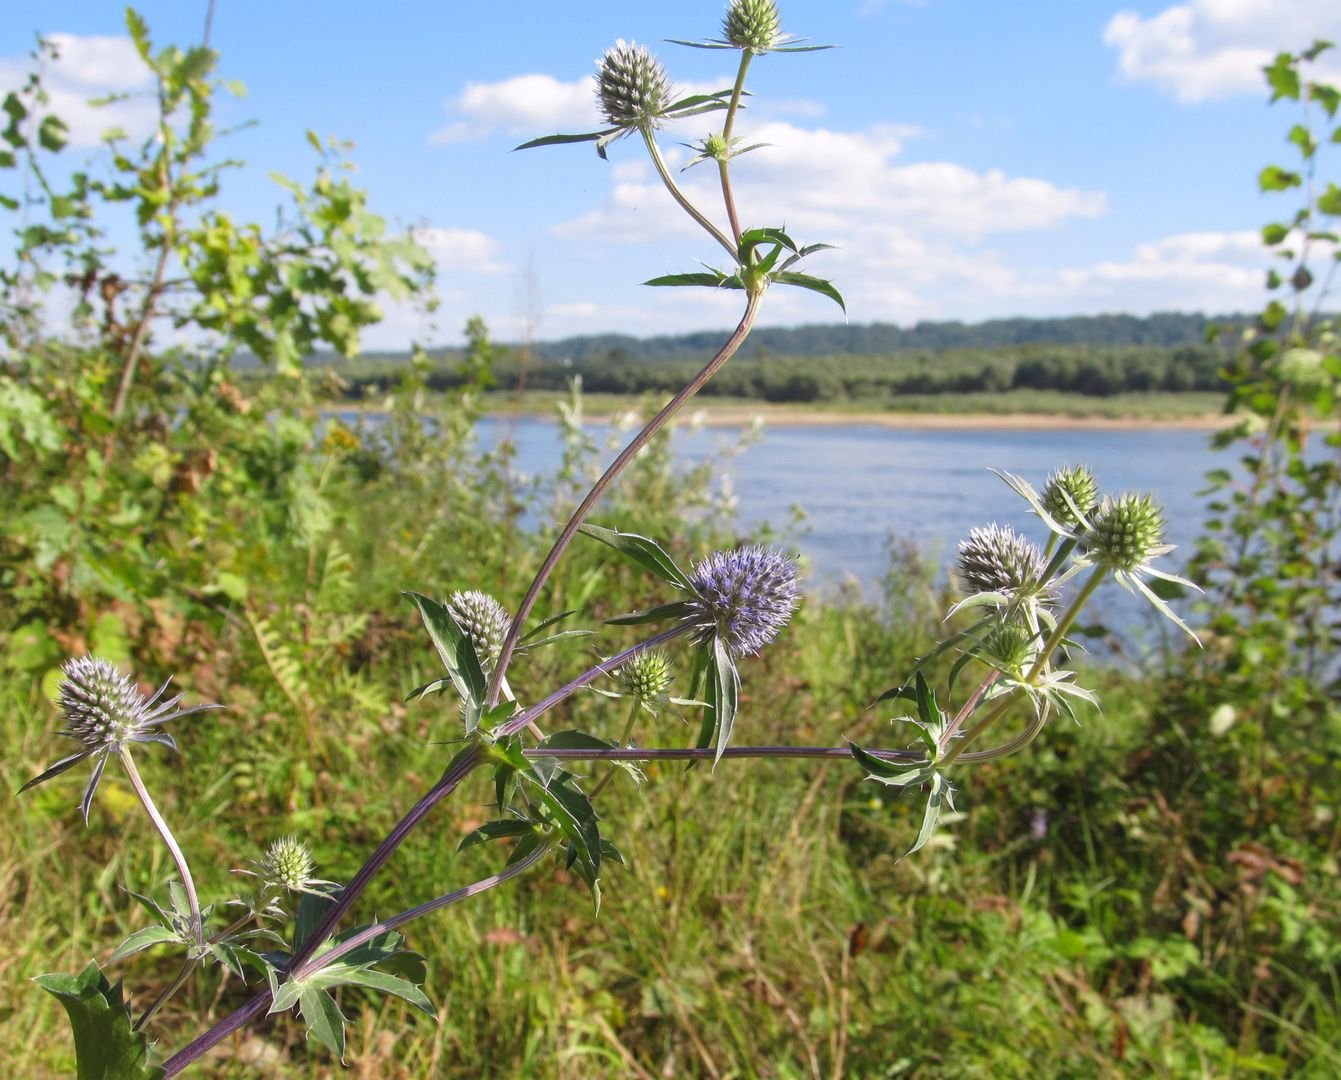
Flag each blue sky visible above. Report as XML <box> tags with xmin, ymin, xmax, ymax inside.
<box><xmin>3</xmin><ymin>1</ymin><xmax>1339</xmax><ymax>349</ymax></box>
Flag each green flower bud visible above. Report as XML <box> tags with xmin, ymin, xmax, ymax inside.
<box><xmin>982</xmin><ymin>623</ymin><xmax>1033</xmax><ymax>673</ymax></box>
<box><xmin>246</xmin><ymin>836</ymin><xmax>336</xmax><ymax>898</ymax></box>
<box><xmin>1084</xmin><ymin>493</ymin><xmax>1167</xmax><ymax>572</ymax></box>
<box><xmin>596</xmin><ymin>40</ymin><xmax>672</xmax><ymax>131</ymax></box>
<box><xmin>620</xmin><ymin>650</ymin><xmax>674</xmax><ymax>701</ymax></box>
<box><xmin>446</xmin><ymin>590</ymin><xmax>511</xmax><ymax>667</ymax></box>
<box><xmin>723</xmin><ymin>0</ymin><xmax>783</xmax><ymax>53</ymax></box>
<box><xmin>1042</xmin><ymin>464</ymin><xmax>1099</xmax><ymax>528</ymax></box>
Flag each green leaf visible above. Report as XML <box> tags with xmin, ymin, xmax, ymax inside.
<box><xmin>644</xmin><ymin>270</ymin><xmax>743</xmax><ymax>289</ymax></box>
<box><xmin>770</xmin><ymin>271</ymin><xmax>846</xmax><ymax>313</ymax></box>
<box><xmin>906</xmin><ymin>772</ymin><xmax>954</xmax><ymax>859</ymax></box>
<box><xmin>848</xmin><ymin>741</ymin><xmax>922</xmax><ymax>779</ymax></box>
<box><xmin>536</xmin><ymin>730</ymin><xmax>617</xmax><ymax>753</ymax></box>
<box><xmin>1262</xmin><ymin>223</ymin><xmax>1290</xmax><ymax>245</ymax></box>
<box><xmin>709</xmin><ymin>637</ymin><xmax>739</xmax><ymax>767</ymax></box>
<box><xmin>107</xmin><ymin>925</ymin><xmax>180</xmax><ymax>964</ymax></box>
<box><xmin>1318</xmin><ymin>182</ymin><xmax>1341</xmax><ymax>216</ymax></box>
<box><xmin>403</xmin><ymin>591</ymin><xmax>487</xmax><ymax>730</ymax></box>
<box><xmin>34</xmin><ymin>962</ymin><xmax>164</xmax><ymax>1079</ymax></box>
<box><xmin>1264</xmin><ymin>52</ymin><xmax>1301</xmax><ymax>101</ymax></box>
<box><xmin>578</xmin><ymin>524</ymin><xmax>694</xmax><ymax>589</ymax></box>
<box><xmin>515</xmin><ymin>129</ymin><xmax>615</xmax><ymax>152</ymax></box>
<box><xmin>297</xmin><ymin>988</ymin><xmax>346</xmax><ymax>1060</ymax></box>
<box><xmin>293</xmin><ymin>890</ymin><xmax>338</xmax><ymax>953</ymax></box>
<box><xmin>459</xmin><ymin>818</ymin><xmax>536</xmax><ymax>851</ymax></box>
<box><xmin>38</xmin><ymin>116</ymin><xmax>69</xmax><ymax>152</ymax></box>
<box><xmin>1259</xmin><ymin>165</ymin><xmax>1302</xmax><ymax>191</ymax></box>
<box><xmin>335</xmin><ymin>966</ymin><xmax>436</xmax><ymax>1016</ymax></box>
<box><xmin>604</xmin><ymin>600</ymin><xmax>694</xmax><ymax>626</ymax></box>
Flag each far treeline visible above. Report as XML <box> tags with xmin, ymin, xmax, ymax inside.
<box><xmin>327</xmin><ymin>311</ymin><xmax>1244</xmax><ymax>403</ymax></box>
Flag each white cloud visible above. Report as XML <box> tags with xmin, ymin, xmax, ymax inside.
<box><xmin>1053</xmin><ymin>230</ymin><xmax>1265</xmax><ymax>311</ymax></box>
<box><xmin>416</xmin><ymin>226</ymin><xmax>511</xmax><ymax>275</ymax></box>
<box><xmin>0</xmin><ymin>33</ymin><xmax>156</xmax><ymax>147</ymax></box>
<box><xmin>1105</xmin><ymin>1</ymin><xmax>1341</xmax><ymax>102</ymax></box>
<box><xmin>430</xmin><ymin>73</ymin><xmax>598</xmax><ymax>144</ymax></box>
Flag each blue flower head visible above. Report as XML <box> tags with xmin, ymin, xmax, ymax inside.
<box><xmin>685</xmin><ymin>546</ymin><xmax>799</xmax><ymax>658</ymax></box>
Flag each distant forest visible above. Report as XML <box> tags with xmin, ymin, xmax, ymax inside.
<box><xmin>323</xmin><ymin>312</ymin><xmax>1244</xmax><ymax>404</ymax></box>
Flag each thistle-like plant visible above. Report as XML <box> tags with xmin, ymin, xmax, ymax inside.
<box><xmin>14</xmin><ymin>7</ymin><xmax>1205</xmax><ymax>1076</ymax></box>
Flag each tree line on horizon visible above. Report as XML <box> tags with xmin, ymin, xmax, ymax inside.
<box><xmin>315</xmin><ymin>311</ymin><xmax>1237</xmax><ymax>403</ymax></box>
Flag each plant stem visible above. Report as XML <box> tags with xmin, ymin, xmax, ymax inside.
<box><xmin>292</xmin><ymin>844</ymin><xmax>548</xmax><ymax>978</ymax></box>
<box><xmin>161</xmin><ymin>745</ymin><xmax>483</xmax><ymax>1076</ymax></box>
<box><xmin>590</xmin><ymin>697</ymin><xmax>642</xmax><ymax>799</ymax></box>
<box><xmin>521</xmin><ymin>743</ymin><xmax>1007</xmax><ymax>766</ymax></box>
<box><xmin>500</xmin><ymin>624</ymin><xmax>690</xmax><ymax>740</ymax></box>
<box><xmin>119</xmin><ymin>747</ymin><xmax>202</xmax><ymax>947</ymax></box>
<box><xmin>938</xmin><ymin>568</ymin><xmax>1106</xmax><ymax>768</ymax></box>
<box><xmin>641</xmin><ymin>128</ymin><xmax>737</xmax><ymax>258</ymax></box>
<box><xmin>716</xmin><ymin>51</ymin><xmax>753</xmax><ymax>242</ymax></box>
<box><xmin>487</xmin><ymin>293</ymin><xmax>762</xmax><ymax>708</ymax></box>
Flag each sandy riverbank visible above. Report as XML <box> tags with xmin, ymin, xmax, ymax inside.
<box><xmin>483</xmin><ymin>403</ymin><xmax>1234</xmax><ymax>431</ymax></box>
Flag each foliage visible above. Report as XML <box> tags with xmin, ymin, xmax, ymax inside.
<box><xmin>3</xmin><ymin>8</ymin><xmax>1338</xmax><ymax>1080</ymax></box>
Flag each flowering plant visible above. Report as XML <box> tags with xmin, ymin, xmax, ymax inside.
<box><xmin>15</xmin><ymin>3</ymin><xmax>1199</xmax><ymax>1075</ymax></box>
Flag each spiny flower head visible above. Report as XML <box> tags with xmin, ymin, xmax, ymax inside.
<box><xmin>596</xmin><ymin>40</ymin><xmax>672</xmax><ymax>132</ymax></box>
<box><xmin>446</xmin><ymin>590</ymin><xmax>511</xmax><ymax>667</ymax></box>
<box><xmin>20</xmin><ymin>657</ymin><xmax>222</xmax><ymax>823</ymax></box>
<box><xmin>723</xmin><ymin>0</ymin><xmax>783</xmax><ymax>53</ymax></box>
<box><xmin>956</xmin><ymin>524</ymin><xmax>1050</xmax><ymax>598</ymax></box>
<box><xmin>237</xmin><ymin>836</ymin><xmax>338</xmax><ymax>901</ymax></box>
<box><xmin>1084</xmin><ymin>493</ymin><xmax>1168</xmax><ymax>573</ymax></box>
<box><xmin>686</xmin><ymin>545</ymin><xmax>799</xmax><ymax>658</ymax></box>
<box><xmin>619</xmin><ymin>650</ymin><xmax>674</xmax><ymax>701</ymax></box>
<box><xmin>1042</xmin><ymin>464</ymin><xmax>1099</xmax><ymax>529</ymax></box>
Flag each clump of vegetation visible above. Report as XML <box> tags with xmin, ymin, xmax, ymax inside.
<box><xmin>1</xmin><ymin>7</ymin><xmax>1336</xmax><ymax>1079</ymax></box>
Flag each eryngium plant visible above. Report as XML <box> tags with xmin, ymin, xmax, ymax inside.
<box><xmin>16</xmin><ymin>5</ymin><xmax>1199</xmax><ymax>1076</ymax></box>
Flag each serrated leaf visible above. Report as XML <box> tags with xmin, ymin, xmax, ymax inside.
<box><xmin>848</xmin><ymin>741</ymin><xmax>922</xmax><ymax>779</ymax></box>
<box><xmin>709</xmin><ymin>637</ymin><xmax>739</xmax><ymax>767</ymax></box>
<box><xmin>298</xmin><ymin>988</ymin><xmax>346</xmax><ymax>1060</ymax></box>
<box><xmin>578</xmin><ymin>524</ymin><xmax>694</xmax><ymax>589</ymax></box>
<box><xmin>335</xmin><ymin>967</ymin><xmax>436</xmax><ymax>1017</ymax></box>
<box><xmin>35</xmin><ymin>962</ymin><xmax>164</xmax><ymax>1079</ymax></box>
<box><xmin>293</xmin><ymin>891</ymin><xmax>337</xmax><ymax>953</ymax></box>
<box><xmin>515</xmin><ymin>129</ymin><xmax>614</xmax><ymax>152</ymax></box>
<box><xmin>905</xmin><ymin>772</ymin><xmax>952</xmax><ymax>859</ymax></box>
<box><xmin>605</xmin><ymin>600</ymin><xmax>694</xmax><ymax>626</ymax></box>
<box><xmin>770</xmin><ymin>271</ymin><xmax>846</xmax><ymax>313</ymax></box>
<box><xmin>644</xmin><ymin>271</ymin><xmax>743</xmax><ymax>289</ymax></box>
<box><xmin>536</xmin><ymin>730</ymin><xmax>617</xmax><ymax>752</ymax></box>
<box><xmin>107</xmin><ymin>925</ymin><xmax>180</xmax><ymax>964</ymax></box>
<box><xmin>459</xmin><ymin>819</ymin><xmax>536</xmax><ymax>851</ymax></box>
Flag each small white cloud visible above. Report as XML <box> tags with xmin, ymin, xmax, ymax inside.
<box><xmin>416</xmin><ymin>227</ymin><xmax>511</xmax><ymax>275</ymax></box>
<box><xmin>430</xmin><ymin>73</ymin><xmax>597</xmax><ymax>144</ymax></box>
<box><xmin>1054</xmin><ymin>230</ymin><xmax>1265</xmax><ymax>310</ymax></box>
<box><xmin>1105</xmin><ymin>1</ymin><xmax>1341</xmax><ymax>102</ymax></box>
<box><xmin>0</xmin><ymin>33</ymin><xmax>156</xmax><ymax>147</ymax></box>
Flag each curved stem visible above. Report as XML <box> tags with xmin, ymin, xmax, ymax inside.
<box><xmin>500</xmin><ymin>625</ymin><xmax>690</xmax><ymax>739</ymax></box>
<box><xmin>641</xmin><ymin>128</ymin><xmax>737</xmax><ymax>258</ymax></box>
<box><xmin>119</xmin><ymin>748</ymin><xmax>202</xmax><ymax>948</ymax></box>
<box><xmin>487</xmin><ymin>292</ymin><xmax>762</xmax><ymax>708</ymax></box>
<box><xmin>522</xmin><ymin>742</ymin><xmax>1009</xmax><ymax>766</ymax></box>
<box><xmin>716</xmin><ymin>51</ymin><xmax>753</xmax><ymax>243</ymax></box>
<box><xmin>292</xmin><ymin>844</ymin><xmax>548</xmax><ymax>978</ymax></box>
<box><xmin>161</xmin><ymin>745</ymin><xmax>484</xmax><ymax>1076</ymax></box>
<box><xmin>590</xmin><ymin>697</ymin><xmax>642</xmax><ymax>800</ymax></box>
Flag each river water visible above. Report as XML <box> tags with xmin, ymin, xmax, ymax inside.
<box><xmin>467</xmin><ymin>415</ymin><xmax>1223</xmax><ymax>649</ymax></box>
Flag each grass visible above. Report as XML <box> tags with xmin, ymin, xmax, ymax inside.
<box><xmin>3</xmin><ymin>394</ymin><xmax>1336</xmax><ymax>1078</ymax></box>
<box><xmin>5</xmin><ymin>582</ymin><xmax>1338</xmax><ymax>1077</ymax></box>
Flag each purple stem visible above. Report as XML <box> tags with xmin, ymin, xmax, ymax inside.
<box><xmin>486</xmin><ymin>292</ymin><xmax>763</xmax><ymax>709</ymax></box>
